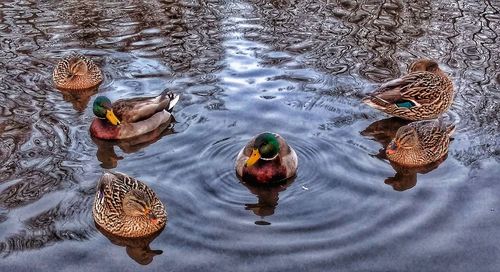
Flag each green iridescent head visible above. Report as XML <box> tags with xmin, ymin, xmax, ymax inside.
<box><xmin>93</xmin><ymin>96</ymin><xmax>120</xmax><ymax>125</ymax></box>
<box><xmin>245</xmin><ymin>132</ymin><xmax>280</xmax><ymax>167</ymax></box>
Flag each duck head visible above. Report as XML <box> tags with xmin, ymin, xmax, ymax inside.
<box><xmin>93</xmin><ymin>96</ymin><xmax>121</xmax><ymax>125</ymax></box>
<box><xmin>123</xmin><ymin>190</ymin><xmax>159</xmax><ymax>224</ymax></box>
<box><xmin>408</xmin><ymin>59</ymin><xmax>440</xmax><ymax>73</ymax></box>
<box><xmin>69</xmin><ymin>57</ymin><xmax>88</xmax><ymax>76</ymax></box>
<box><xmin>245</xmin><ymin>132</ymin><xmax>280</xmax><ymax>167</ymax></box>
<box><xmin>386</xmin><ymin>125</ymin><xmax>418</xmax><ymax>156</ymax></box>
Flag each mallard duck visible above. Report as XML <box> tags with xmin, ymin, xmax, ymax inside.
<box><xmin>93</xmin><ymin>172</ymin><xmax>167</xmax><ymax>238</ymax></box>
<box><xmin>235</xmin><ymin>132</ymin><xmax>298</xmax><ymax>184</ymax></box>
<box><xmin>363</xmin><ymin>59</ymin><xmax>454</xmax><ymax>120</ymax></box>
<box><xmin>386</xmin><ymin>119</ymin><xmax>455</xmax><ymax>167</ymax></box>
<box><xmin>89</xmin><ymin>90</ymin><xmax>179</xmax><ymax>140</ymax></box>
<box><xmin>53</xmin><ymin>53</ymin><xmax>103</xmax><ymax>90</ymax></box>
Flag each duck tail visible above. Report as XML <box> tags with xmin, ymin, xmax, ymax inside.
<box><xmin>69</xmin><ymin>51</ymin><xmax>84</xmax><ymax>58</ymax></box>
<box><xmin>159</xmin><ymin>88</ymin><xmax>171</xmax><ymax>99</ymax></box>
<box><xmin>167</xmin><ymin>93</ymin><xmax>180</xmax><ymax>111</ymax></box>
<box><xmin>100</xmin><ymin>171</ymin><xmax>116</xmax><ymax>185</ymax></box>
<box><xmin>446</xmin><ymin>123</ymin><xmax>456</xmax><ymax>136</ymax></box>
<box><xmin>158</xmin><ymin>89</ymin><xmax>180</xmax><ymax>111</ymax></box>
<box><xmin>437</xmin><ymin>117</ymin><xmax>456</xmax><ymax>136</ymax></box>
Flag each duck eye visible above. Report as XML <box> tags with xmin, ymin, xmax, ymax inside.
<box><xmin>148</xmin><ymin>212</ymin><xmax>156</xmax><ymax>220</ymax></box>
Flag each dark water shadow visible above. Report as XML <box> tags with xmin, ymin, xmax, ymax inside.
<box><xmin>239</xmin><ymin>176</ymin><xmax>296</xmax><ymax>225</ymax></box>
<box><xmin>59</xmin><ymin>87</ymin><xmax>99</xmax><ymax>112</ymax></box>
<box><xmin>361</xmin><ymin>117</ymin><xmax>449</xmax><ymax>191</ymax></box>
<box><xmin>91</xmin><ymin>122</ymin><xmax>175</xmax><ymax>169</ymax></box>
<box><xmin>386</xmin><ymin>155</ymin><xmax>448</xmax><ymax>191</ymax></box>
<box><xmin>0</xmin><ymin>118</ymin><xmax>32</xmax><ymax>181</ymax></box>
<box><xmin>1</xmin><ymin>0</ymin><xmax>499</xmax><ymax>270</ymax></box>
<box><xmin>360</xmin><ymin>118</ymin><xmax>411</xmax><ymax>150</ymax></box>
<box><xmin>95</xmin><ymin>222</ymin><xmax>164</xmax><ymax>265</ymax></box>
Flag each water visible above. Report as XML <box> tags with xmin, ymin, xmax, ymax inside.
<box><xmin>1</xmin><ymin>0</ymin><xmax>499</xmax><ymax>271</ymax></box>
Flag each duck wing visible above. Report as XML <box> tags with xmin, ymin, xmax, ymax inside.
<box><xmin>411</xmin><ymin>119</ymin><xmax>454</xmax><ymax>151</ymax></box>
<box><xmin>275</xmin><ymin>133</ymin><xmax>298</xmax><ymax>177</ymax></box>
<box><xmin>112</xmin><ymin>90</ymin><xmax>179</xmax><ymax>123</ymax></box>
<box><xmin>364</xmin><ymin>72</ymin><xmax>443</xmax><ymax>109</ymax></box>
<box><xmin>117</xmin><ymin>110</ymin><xmax>173</xmax><ymax>139</ymax></box>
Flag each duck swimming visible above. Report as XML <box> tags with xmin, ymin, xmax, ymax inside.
<box><xmin>93</xmin><ymin>172</ymin><xmax>167</xmax><ymax>238</ymax></box>
<box><xmin>385</xmin><ymin>119</ymin><xmax>455</xmax><ymax>167</ymax></box>
<box><xmin>53</xmin><ymin>53</ymin><xmax>103</xmax><ymax>90</ymax></box>
<box><xmin>236</xmin><ymin>132</ymin><xmax>298</xmax><ymax>184</ymax></box>
<box><xmin>90</xmin><ymin>90</ymin><xmax>179</xmax><ymax>140</ymax></box>
<box><xmin>363</xmin><ymin>59</ymin><xmax>454</xmax><ymax>120</ymax></box>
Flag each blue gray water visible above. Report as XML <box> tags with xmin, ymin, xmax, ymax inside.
<box><xmin>0</xmin><ymin>0</ymin><xmax>499</xmax><ymax>271</ymax></box>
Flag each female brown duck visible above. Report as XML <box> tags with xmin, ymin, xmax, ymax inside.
<box><xmin>386</xmin><ymin>119</ymin><xmax>455</xmax><ymax>167</ymax></box>
<box><xmin>93</xmin><ymin>172</ymin><xmax>167</xmax><ymax>238</ymax></box>
<box><xmin>53</xmin><ymin>53</ymin><xmax>103</xmax><ymax>90</ymax></box>
<box><xmin>363</xmin><ymin>59</ymin><xmax>454</xmax><ymax>121</ymax></box>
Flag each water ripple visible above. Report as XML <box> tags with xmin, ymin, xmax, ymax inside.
<box><xmin>0</xmin><ymin>0</ymin><xmax>499</xmax><ymax>271</ymax></box>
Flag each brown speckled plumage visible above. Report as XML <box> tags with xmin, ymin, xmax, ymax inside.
<box><xmin>386</xmin><ymin>120</ymin><xmax>455</xmax><ymax>167</ymax></box>
<box><xmin>53</xmin><ymin>53</ymin><xmax>103</xmax><ymax>90</ymax></box>
<box><xmin>363</xmin><ymin>59</ymin><xmax>454</xmax><ymax>121</ymax></box>
<box><xmin>93</xmin><ymin>172</ymin><xmax>167</xmax><ymax>238</ymax></box>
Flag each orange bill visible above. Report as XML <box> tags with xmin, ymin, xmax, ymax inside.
<box><xmin>106</xmin><ymin>109</ymin><xmax>121</xmax><ymax>125</ymax></box>
<box><xmin>148</xmin><ymin>211</ymin><xmax>158</xmax><ymax>224</ymax></box>
<box><xmin>245</xmin><ymin>148</ymin><xmax>261</xmax><ymax>167</ymax></box>
<box><xmin>386</xmin><ymin>142</ymin><xmax>397</xmax><ymax>155</ymax></box>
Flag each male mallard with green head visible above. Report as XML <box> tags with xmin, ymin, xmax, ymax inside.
<box><xmin>93</xmin><ymin>172</ymin><xmax>167</xmax><ymax>238</ymax></box>
<box><xmin>90</xmin><ymin>90</ymin><xmax>179</xmax><ymax>140</ymax></box>
<box><xmin>53</xmin><ymin>53</ymin><xmax>103</xmax><ymax>90</ymax></box>
<box><xmin>385</xmin><ymin>119</ymin><xmax>455</xmax><ymax>167</ymax></box>
<box><xmin>363</xmin><ymin>59</ymin><xmax>454</xmax><ymax>120</ymax></box>
<box><xmin>236</xmin><ymin>132</ymin><xmax>298</xmax><ymax>184</ymax></box>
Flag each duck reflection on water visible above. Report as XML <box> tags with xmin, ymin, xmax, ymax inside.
<box><xmin>91</xmin><ymin>122</ymin><xmax>175</xmax><ymax>168</ymax></box>
<box><xmin>60</xmin><ymin>87</ymin><xmax>98</xmax><ymax>112</ymax></box>
<box><xmin>239</xmin><ymin>176</ymin><xmax>295</xmax><ymax>225</ymax></box>
<box><xmin>361</xmin><ymin>117</ymin><xmax>454</xmax><ymax>191</ymax></box>
<box><xmin>385</xmin><ymin>155</ymin><xmax>448</xmax><ymax>191</ymax></box>
<box><xmin>95</xmin><ymin>223</ymin><xmax>164</xmax><ymax>265</ymax></box>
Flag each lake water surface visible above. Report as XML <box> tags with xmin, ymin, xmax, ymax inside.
<box><xmin>1</xmin><ymin>0</ymin><xmax>500</xmax><ymax>271</ymax></box>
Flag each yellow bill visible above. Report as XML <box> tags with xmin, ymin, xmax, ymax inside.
<box><xmin>245</xmin><ymin>148</ymin><xmax>261</xmax><ymax>167</ymax></box>
<box><xmin>106</xmin><ymin>109</ymin><xmax>121</xmax><ymax>125</ymax></box>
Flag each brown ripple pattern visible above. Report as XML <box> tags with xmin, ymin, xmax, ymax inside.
<box><xmin>0</xmin><ymin>0</ymin><xmax>498</xmax><ymax>267</ymax></box>
<box><xmin>245</xmin><ymin>0</ymin><xmax>499</xmax><ymax>165</ymax></box>
<box><xmin>0</xmin><ymin>192</ymin><xmax>95</xmax><ymax>257</ymax></box>
<box><xmin>0</xmin><ymin>0</ymin><xmax>97</xmax><ymax>256</ymax></box>
<box><xmin>0</xmin><ymin>0</ymin><xmax>228</xmax><ymax>256</ymax></box>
